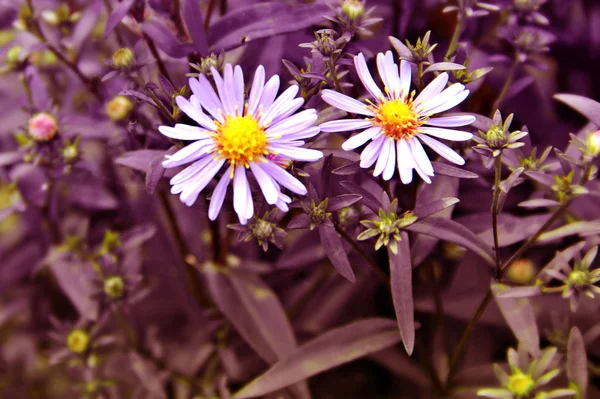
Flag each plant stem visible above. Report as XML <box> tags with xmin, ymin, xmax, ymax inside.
<box><xmin>327</xmin><ymin>57</ymin><xmax>343</xmax><ymax>93</ymax></box>
<box><xmin>205</xmin><ymin>0</ymin><xmax>216</xmax><ymax>31</ymax></box>
<box><xmin>491</xmin><ymin>58</ymin><xmax>519</xmax><ymax>115</ymax></box>
<box><xmin>143</xmin><ymin>33</ymin><xmax>173</xmax><ymax>84</ymax></box>
<box><xmin>334</xmin><ymin>222</ymin><xmax>390</xmax><ymax>288</ymax></box>
<box><xmin>491</xmin><ymin>153</ymin><xmax>503</xmax><ymax>277</ymax></box>
<box><xmin>427</xmin><ymin>261</ymin><xmax>451</xmax><ymax>363</ymax></box>
<box><xmin>444</xmin><ymin>14</ymin><xmax>464</xmax><ymax>60</ymax></box>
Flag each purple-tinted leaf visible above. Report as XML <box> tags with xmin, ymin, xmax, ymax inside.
<box><xmin>405</xmin><ymin>217</ymin><xmax>495</xmax><ymax>267</ymax></box>
<box><xmin>476</xmin><ymin>213</ymin><xmax>550</xmax><ymax>248</ymax></box>
<box><xmin>120</xmin><ymin>89</ymin><xmax>156</xmax><ymax>106</ymax></box>
<box><xmin>340</xmin><ymin>181</ymin><xmax>382</xmax><ymax>214</ymax></box>
<box><xmin>142</xmin><ymin>19</ymin><xmax>196</xmax><ymax>58</ymax></box>
<box><xmin>69</xmin><ymin>0</ymin><xmax>100</xmax><ymax>55</ymax></box>
<box><xmin>554</xmin><ymin>94</ymin><xmax>600</xmax><ymax>126</ymax></box>
<box><xmin>505</xmin><ymin>76</ymin><xmax>535</xmax><ymax>101</ymax></box>
<box><xmin>567</xmin><ymin>327</ymin><xmax>588</xmax><ymax>398</ymax></box>
<box><xmin>105</xmin><ymin>0</ymin><xmax>137</xmax><ymax>37</ymax></box>
<box><xmin>233</xmin><ymin>318</ymin><xmax>401</xmax><ymax>399</ymax></box>
<box><xmin>317</xmin><ymin>225</ymin><xmax>355</xmax><ymax>283</ymax></box>
<box><xmin>388</xmin><ymin>233</ymin><xmax>414</xmax><ymax>355</ymax></box>
<box><xmin>0</xmin><ymin>151</ymin><xmax>23</xmax><ymax>167</ymax></box>
<box><xmin>145</xmin><ymin>146</ymin><xmax>176</xmax><ymax>194</ymax></box>
<box><xmin>11</xmin><ymin>164</ymin><xmax>48</xmax><ymax>208</ymax></box>
<box><xmin>205</xmin><ymin>270</ymin><xmax>298</xmax><ymax>365</ymax></box>
<box><xmin>412</xmin><ymin>197</ymin><xmax>459</xmax><ymax>220</ymax></box>
<box><xmin>498</xmin><ymin>167</ymin><xmax>524</xmax><ymax>212</ymax></box>
<box><xmin>332</xmin><ymin>161</ymin><xmax>361</xmax><ymax>176</ymax></box>
<box><xmin>525</xmin><ymin>171</ymin><xmax>555</xmax><ymax>188</ymax></box>
<box><xmin>495</xmin><ymin>286</ymin><xmax>542</xmax><ymax>298</ymax></box>
<box><xmin>327</xmin><ymin>194</ymin><xmax>362</xmax><ymax>212</ymax></box>
<box><xmin>389</xmin><ymin>36</ymin><xmax>412</xmax><ymax>59</ymax></box>
<box><xmin>423</xmin><ymin>62</ymin><xmax>466</xmax><ymax>74</ymax></box>
<box><xmin>158</xmin><ymin>74</ymin><xmax>175</xmax><ymax>97</ymax></box>
<box><xmin>70</xmin><ymin>181</ymin><xmax>119</xmax><ymax>210</ymax></box>
<box><xmin>24</xmin><ymin>66</ymin><xmax>51</xmax><ymax>111</ymax></box>
<box><xmin>116</xmin><ymin>149</ymin><xmax>166</xmax><ymax>172</ymax></box>
<box><xmin>432</xmin><ymin>161</ymin><xmax>478</xmax><ymax>179</ymax></box>
<box><xmin>208</xmin><ymin>3</ymin><xmax>332</xmax><ymax>52</ymax></box>
<box><xmin>518</xmin><ymin>198</ymin><xmax>561</xmax><ymax>208</ymax></box>
<box><xmin>301</xmin><ymin>72</ymin><xmax>328</xmax><ymax>82</ymax></box>
<box><xmin>538</xmin><ymin>221</ymin><xmax>600</xmax><ymax>243</ymax></box>
<box><xmin>491</xmin><ymin>284</ymin><xmax>540</xmax><ymax>357</ymax></box>
<box><xmin>183</xmin><ymin>0</ymin><xmax>208</xmax><ymax>54</ymax></box>
<box><xmin>287</xmin><ymin>214</ymin><xmax>310</xmax><ymax>229</ymax></box>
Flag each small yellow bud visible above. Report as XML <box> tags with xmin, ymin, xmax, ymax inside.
<box><xmin>586</xmin><ymin>130</ymin><xmax>600</xmax><ymax>157</ymax></box>
<box><xmin>0</xmin><ymin>30</ymin><xmax>16</xmax><ymax>47</ymax></box>
<box><xmin>507</xmin><ymin>370</ymin><xmax>535</xmax><ymax>397</ymax></box>
<box><xmin>67</xmin><ymin>329</ymin><xmax>90</xmax><ymax>354</ymax></box>
<box><xmin>28</xmin><ymin>112</ymin><xmax>58</xmax><ymax>141</ymax></box>
<box><xmin>63</xmin><ymin>145</ymin><xmax>78</xmax><ymax>162</ymax></box>
<box><xmin>111</xmin><ymin>47</ymin><xmax>135</xmax><ymax>69</ymax></box>
<box><xmin>6</xmin><ymin>45</ymin><xmax>23</xmax><ymax>65</ymax></box>
<box><xmin>341</xmin><ymin>0</ymin><xmax>365</xmax><ymax>19</ymax></box>
<box><xmin>103</xmin><ymin>276</ymin><xmax>125</xmax><ymax>299</ymax></box>
<box><xmin>506</xmin><ymin>258</ymin><xmax>536</xmax><ymax>284</ymax></box>
<box><xmin>105</xmin><ymin>95</ymin><xmax>133</xmax><ymax>121</ymax></box>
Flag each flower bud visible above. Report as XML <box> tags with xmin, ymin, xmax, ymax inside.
<box><xmin>111</xmin><ymin>47</ymin><xmax>135</xmax><ymax>69</ymax></box>
<box><xmin>507</xmin><ymin>370</ymin><xmax>535</xmax><ymax>397</ymax></box>
<box><xmin>103</xmin><ymin>276</ymin><xmax>125</xmax><ymax>299</ymax></box>
<box><xmin>66</xmin><ymin>328</ymin><xmax>90</xmax><ymax>354</ymax></box>
<box><xmin>586</xmin><ymin>130</ymin><xmax>600</xmax><ymax>157</ymax></box>
<box><xmin>341</xmin><ymin>0</ymin><xmax>365</xmax><ymax>19</ymax></box>
<box><xmin>28</xmin><ymin>112</ymin><xmax>58</xmax><ymax>141</ymax></box>
<box><xmin>105</xmin><ymin>95</ymin><xmax>133</xmax><ymax>121</ymax></box>
<box><xmin>505</xmin><ymin>258</ymin><xmax>536</xmax><ymax>283</ymax></box>
<box><xmin>6</xmin><ymin>45</ymin><xmax>23</xmax><ymax>65</ymax></box>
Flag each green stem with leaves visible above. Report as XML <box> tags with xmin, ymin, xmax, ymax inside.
<box><xmin>444</xmin><ymin>14</ymin><xmax>464</xmax><ymax>60</ymax></box>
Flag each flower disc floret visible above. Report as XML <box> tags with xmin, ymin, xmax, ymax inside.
<box><xmin>67</xmin><ymin>329</ymin><xmax>89</xmax><ymax>354</ymax></box>
<box><xmin>507</xmin><ymin>370</ymin><xmax>536</xmax><ymax>397</ymax></box>
<box><xmin>104</xmin><ymin>276</ymin><xmax>125</xmax><ymax>299</ymax></box>
<box><xmin>372</xmin><ymin>99</ymin><xmax>422</xmax><ymax>140</ymax></box>
<box><xmin>215</xmin><ymin>114</ymin><xmax>268</xmax><ymax>167</ymax></box>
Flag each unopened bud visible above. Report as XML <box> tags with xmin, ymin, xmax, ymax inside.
<box><xmin>28</xmin><ymin>112</ymin><xmax>58</xmax><ymax>141</ymax></box>
<box><xmin>111</xmin><ymin>47</ymin><xmax>135</xmax><ymax>69</ymax></box>
<box><xmin>587</xmin><ymin>130</ymin><xmax>600</xmax><ymax>157</ymax></box>
<box><xmin>67</xmin><ymin>329</ymin><xmax>89</xmax><ymax>354</ymax></box>
<box><xmin>341</xmin><ymin>0</ymin><xmax>365</xmax><ymax>19</ymax></box>
<box><xmin>103</xmin><ymin>276</ymin><xmax>125</xmax><ymax>299</ymax></box>
<box><xmin>505</xmin><ymin>258</ymin><xmax>536</xmax><ymax>283</ymax></box>
<box><xmin>105</xmin><ymin>95</ymin><xmax>133</xmax><ymax>121</ymax></box>
<box><xmin>6</xmin><ymin>45</ymin><xmax>23</xmax><ymax>65</ymax></box>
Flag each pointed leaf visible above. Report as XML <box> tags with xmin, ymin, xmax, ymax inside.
<box><xmin>412</xmin><ymin>197</ymin><xmax>459</xmax><ymax>220</ymax></box>
<box><xmin>115</xmin><ymin>149</ymin><xmax>166</xmax><ymax>172</ymax></box>
<box><xmin>105</xmin><ymin>0</ymin><xmax>136</xmax><ymax>37</ymax></box>
<box><xmin>233</xmin><ymin>318</ymin><xmax>401</xmax><ymax>398</ymax></box>
<box><xmin>518</xmin><ymin>198</ymin><xmax>561</xmax><ymax>208</ymax></box>
<box><xmin>432</xmin><ymin>161</ymin><xmax>478</xmax><ymax>179</ymax></box>
<box><xmin>423</xmin><ymin>62</ymin><xmax>466</xmax><ymax>74</ymax></box>
<box><xmin>388</xmin><ymin>233</ymin><xmax>414</xmax><ymax>355</ymax></box>
<box><xmin>326</xmin><ymin>194</ymin><xmax>362</xmax><ymax>212</ymax></box>
<box><xmin>495</xmin><ymin>286</ymin><xmax>542</xmax><ymax>298</ymax></box>
<box><xmin>492</xmin><ymin>284</ymin><xmax>540</xmax><ymax>357</ymax></box>
<box><xmin>554</xmin><ymin>94</ymin><xmax>600</xmax><ymax>126</ymax></box>
<box><xmin>567</xmin><ymin>327</ymin><xmax>588</xmax><ymax>398</ymax></box>
<box><xmin>317</xmin><ymin>225</ymin><xmax>355</xmax><ymax>283</ymax></box>
<box><xmin>340</xmin><ymin>181</ymin><xmax>382</xmax><ymax>214</ymax></box>
<box><xmin>538</xmin><ymin>221</ymin><xmax>600</xmax><ymax>243</ymax></box>
<box><xmin>405</xmin><ymin>217</ymin><xmax>495</xmax><ymax>267</ymax></box>
<box><xmin>183</xmin><ymin>0</ymin><xmax>208</xmax><ymax>54</ymax></box>
<box><xmin>142</xmin><ymin>19</ymin><xmax>196</xmax><ymax>58</ymax></box>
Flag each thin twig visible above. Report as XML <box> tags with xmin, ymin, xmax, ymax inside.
<box><xmin>491</xmin><ymin>153</ymin><xmax>503</xmax><ymax>277</ymax></box>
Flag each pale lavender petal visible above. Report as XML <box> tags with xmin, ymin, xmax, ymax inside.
<box><xmin>158</xmin><ymin>124</ymin><xmax>210</xmax><ymax>141</ymax></box>
<box><xmin>399</xmin><ymin>60</ymin><xmax>412</xmax><ymax>100</ymax></box>
<box><xmin>261</xmin><ymin>85</ymin><xmax>299</xmax><ymax>124</ymax></box>
<box><xmin>223</xmin><ymin>64</ymin><xmax>240</xmax><ymax>114</ymax></box>
<box><xmin>377</xmin><ymin>52</ymin><xmax>399</xmax><ymax>99</ymax></box>
<box><xmin>321</xmin><ymin>89</ymin><xmax>374</xmax><ymax>116</ymax></box>
<box><xmin>193</xmin><ymin>75</ymin><xmax>224</xmax><ymax>122</ymax></box>
<box><xmin>267</xmin><ymin>110</ymin><xmax>318</xmax><ymax>138</ymax></box>
<box><xmin>261</xmin><ymin>161</ymin><xmax>307</xmax><ymax>195</ymax></box>
<box><xmin>342</xmin><ymin>126</ymin><xmax>382</xmax><ymax>150</ymax></box>
<box><xmin>373</xmin><ymin>138</ymin><xmax>392</xmax><ymax>177</ymax></box>
<box><xmin>408</xmin><ymin>137</ymin><xmax>434</xmax><ymax>176</ymax></box>
<box><xmin>170</xmin><ymin>155</ymin><xmax>215</xmax><ymax>186</ymax></box>
<box><xmin>425</xmin><ymin>89</ymin><xmax>470</xmax><ymax>116</ymax></box>
<box><xmin>414</xmin><ymin>72</ymin><xmax>449</xmax><ymax>110</ymax></box>
<box><xmin>233</xmin><ymin>65</ymin><xmax>245</xmax><ymax>112</ymax></box>
<box><xmin>425</xmin><ymin>115</ymin><xmax>476</xmax><ymax>127</ymax></box>
<box><xmin>418</xmin><ymin>134</ymin><xmax>465</xmax><ymax>165</ymax></box>
<box><xmin>418</xmin><ymin>126</ymin><xmax>473</xmax><ymax>141</ymax></box>
<box><xmin>258</xmin><ymin>75</ymin><xmax>280</xmax><ymax>113</ymax></box>
<box><xmin>397</xmin><ymin>139</ymin><xmax>414</xmax><ymax>184</ymax></box>
<box><xmin>162</xmin><ymin>140</ymin><xmax>214</xmax><ymax>168</ymax></box>
<box><xmin>273</xmin><ymin>126</ymin><xmax>320</xmax><ymax>142</ymax></box>
<box><xmin>175</xmin><ymin>96</ymin><xmax>217</xmax><ymax>131</ymax></box>
<box><xmin>354</xmin><ymin>53</ymin><xmax>384</xmax><ymax>100</ymax></box>
<box><xmin>211</xmin><ymin>66</ymin><xmax>235</xmax><ymax>115</ymax></box>
<box><xmin>320</xmin><ymin>119</ymin><xmax>373</xmax><ymax>132</ymax></box>
<box><xmin>419</xmin><ymin>84</ymin><xmax>469</xmax><ymax>116</ymax></box>
<box><xmin>233</xmin><ymin>165</ymin><xmax>250</xmax><ymax>219</ymax></box>
<box><xmin>270</xmin><ymin>98</ymin><xmax>304</xmax><ymax>125</ymax></box>
<box><xmin>247</xmin><ymin>65</ymin><xmax>265</xmax><ymax>116</ymax></box>
<box><xmin>179</xmin><ymin>158</ymin><xmax>225</xmax><ymax>206</ymax></box>
<box><xmin>269</xmin><ymin>145</ymin><xmax>323</xmax><ymax>162</ymax></box>
<box><xmin>360</xmin><ymin>135</ymin><xmax>385</xmax><ymax>168</ymax></box>
<box><xmin>275</xmin><ymin>192</ymin><xmax>291</xmax><ymax>212</ymax></box>
<box><xmin>250</xmin><ymin>163</ymin><xmax>279</xmax><ymax>204</ymax></box>
<box><xmin>208</xmin><ymin>169</ymin><xmax>232</xmax><ymax>220</ymax></box>
<box><xmin>413</xmin><ymin>157</ymin><xmax>432</xmax><ymax>184</ymax></box>
<box><xmin>190</xmin><ymin>95</ymin><xmax>200</xmax><ymax>108</ymax></box>
<box><xmin>382</xmin><ymin>139</ymin><xmax>396</xmax><ymax>181</ymax></box>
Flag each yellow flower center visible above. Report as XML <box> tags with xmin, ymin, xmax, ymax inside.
<box><xmin>215</xmin><ymin>114</ymin><xmax>268</xmax><ymax>167</ymax></box>
<box><xmin>507</xmin><ymin>371</ymin><xmax>535</xmax><ymax>397</ymax></box>
<box><xmin>372</xmin><ymin>99</ymin><xmax>422</xmax><ymax>140</ymax></box>
<box><xmin>103</xmin><ymin>276</ymin><xmax>125</xmax><ymax>299</ymax></box>
<box><xmin>67</xmin><ymin>329</ymin><xmax>90</xmax><ymax>354</ymax></box>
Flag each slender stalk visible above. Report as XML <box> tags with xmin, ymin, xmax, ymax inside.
<box><xmin>444</xmin><ymin>14</ymin><xmax>464</xmax><ymax>60</ymax></box>
<box><xmin>102</xmin><ymin>0</ymin><xmax>125</xmax><ymax>46</ymax></box>
<box><xmin>19</xmin><ymin>72</ymin><xmax>34</xmax><ymax>109</ymax></box>
<box><xmin>327</xmin><ymin>58</ymin><xmax>343</xmax><ymax>93</ymax></box>
<box><xmin>416</xmin><ymin>61</ymin><xmax>424</xmax><ymax>90</ymax></box>
<box><xmin>204</xmin><ymin>0</ymin><xmax>216</xmax><ymax>31</ymax></box>
<box><xmin>427</xmin><ymin>261</ymin><xmax>451</xmax><ymax>364</ymax></box>
<box><xmin>491</xmin><ymin>58</ymin><xmax>519</xmax><ymax>115</ymax></box>
<box><xmin>143</xmin><ymin>33</ymin><xmax>173</xmax><ymax>84</ymax></box>
<box><xmin>334</xmin><ymin>223</ymin><xmax>391</xmax><ymax>289</ymax></box>
<box><xmin>491</xmin><ymin>153</ymin><xmax>503</xmax><ymax>277</ymax></box>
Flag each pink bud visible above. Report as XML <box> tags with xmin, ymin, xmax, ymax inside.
<box><xmin>28</xmin><ymin>112</ymin><xmax>58</xmax><ymax>142</ymax></box>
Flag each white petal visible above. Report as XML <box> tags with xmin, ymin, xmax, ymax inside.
<box><xmin>383</xmin><ymin>139</ymin><xmax>396</xmax><ymax>181</ymax></box>
<box><xmin>418</xmin><ymin>126</ymin><xmax>473</xmax><ymax>141</ymax></box>
<box><xmin>261</xmin><ymin>85</ymin><xmax>299</xmax><ymax>124</ymax></box>
<box><xmin>170</xmin><ymin>155</ymin><xmax>214</xmax><ymax>186</ymax></box>
<box><xmin>233</xmin><ymin>166</ymin><xmax>250</xmax><ymax>218</ymax></box>
<box><xmin>342</xmin><ymin>126</ymin><xmax>382</xmax><ymax>150</ymax></box>
<box><xmin>273</xmin><ymin>126</ymin><xmax>320</xmax><ymax>142</ymax></box>
<box><xmin>269</xmin><ymin>145</ymin><xmax>323</xmax><ymax>162</ymax></box>
<box><xmin>208</xmin><ymin>170</ymin><xmax>232</xmax><ymax>220</ymax></box>
<box><xmin>250</xmin><ymin>162</ymin><xmax>279</xmax><ymax>204</ymax></box>
<box><xmin>247</xmin><ymin>65</ymin><xmax>265</xmax><ymax>116</ymax></box>
<box><xmin>360</xmin><ymin>135</ymin><xmax>385</xmax><ymax>168</ymax></box>
<box><xmin>175</xmin><ymin>96</ymin><xmax>217</xmax><ymax>131</ymax></box>
<box><xmin>399</xmin><ymin>60</ymin><xmax>412</xmax><ymax>101</ymax></box>
<box><xmin>373</xmin><ymin>138</ymin><xmax>392</xmax><ymax>177</ymax></box>
<box><xmin>409</xmin><ymin>137</ymin><xmax>434</xmax><ymax>176</ymax></box>
<box><xmin>190</xmin><ymin>76</ymin><xmax>224</xmax><ymax>122</ymax></box>
<box><xmin>158</xmin><ymin>124</ymin><xmax>210</xmax><ymax>141</ymax></box>
<box><xmin>320</xmin><ymin>119</ymin><xmax>373</xmax><ymax>132</ymax></box>
<box><xmin>179</xmin><ymin>158</ymin><xmax>225</xmax><ymax>206</ymax></box>
<box><xmin>413</xmin><ymin>158</ymin><xmax>432</xmax><ymax>184</ymax></box>
<box><xmin>321</xmin><ymin>89</ymin><xmax>374</xmax><ymax>116</ymax></box>
<box><xmin>162</xmin><ymin>140</ymin><xmax>214</xmax><ymax>168</ymax></box>
<box><xmin>211</xmin><ymin>66</ymin><xmax>235</xmax><ymax>115</ymax></box>
<box><xmin>419</xmin><ymin>84</ymin><xmax>469</xmax><ymax>116</ymax></box>
<box><xmin>270</xmin><ymin>98</ymin><xmax>304</xmax><ymax>125</ymax></box>
<box><xmin>261</xmin><ymin>161</ymin><xmax>307</xmax><ymax>195</ymax></box>
<box><xmin>233</xmin><ymin>65</ymin><xmax>245</xmax><ymax>112</ymax></box>
<box><xmin>426</xmin><ymin>115</ymin><xmax>476</xmax><ymax>127</ymax></box>
<box><xmin>244</xmin><ymin>176</ymin><xmax>254</xmax><ymax>220</ymax></box>
<box><xmin>267</xmin><ymin>109</ymin><xmax>317</xmax><ymax>138</ymax></box>
<box><xmin>377</xmin><ymin>51</ymin><xmax>400</xmax><ymax>99</ymax></box>
<box><xmin>223</xmin><ymin>64</ymin><xmax>241</xmax><ymax>115</ymax></box>
<box><xmin>418</xmin><ymin>134</ymin><xmax>465</xmax><ymax>165</ymax></box>
<box><xmin>414</xmin><ymin>72</ymin><xmax>449</xmax><ymax>109</ymax></box>
<box><xmin>397</xmin><ymin>139</ymin><xmax>414</xmax><ymax>184</ymax></box>
<box><xmin>258</xmin><ymin>75</ymin><xmax>280</xmax><ymax>112</ymax></box>
<box><xmin>354</xmin><ymin>53</ymin><xmax>384</xmax><ymax>100</ymax></box>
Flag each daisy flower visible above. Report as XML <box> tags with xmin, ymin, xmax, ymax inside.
<box><xmin>320</xmin><ymin>51</ymin><xmax>475</xmax><ymax>183</ymax></box>
<box><xmin>159</xmin><ymin>64</ymin><xmax>323</xmax><ymax>224</ymax></box>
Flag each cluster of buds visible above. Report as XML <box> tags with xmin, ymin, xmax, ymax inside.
<box><xmin>188</xmin><ymin>52</ymin><xmax>225</xmax><ymax>78</ymax></box>
<box><xmin>325</xmin><ymin>0</ymin><xmax>382</xmax><ymax>36</ymax></box>
<box><xmin>473</xmin><ymin>111</ymin><xmax>528</xmax><ymax>159</ymax></box>
<box><xmin>511</xmin><ymin>0</ymin><xmax>550</xmax><ymax>26</ymax></box>
<box><xmin>389</xmin><ymin>31</ymin><xmax>437</xmax><ymax>65</ymax></box>
<box><xmin>442</xmin><ymin>0</ymin><xmax>500</xmax><ymax>19</ymax></box>
<box><xmin>502</xmin><ymin>25</ymin><xmax>556</xmax><ymax>62</ymax></box>
<box><xmin>229</xmin><ymin>210</ymin><xmax>286</xmax><ymax>251</ymax></box>
<box><xmin>550</xmin><ymin>171</ymin><xmax>588</xmax><ymax>204</ymax></box>
<box><xmin>357</xmin><ymin>199</ymin><xmax>417</xmax><ymax>255</ymax></box>
<box><xmin>451</xmin><ymin>58</ymin><xmax>494</xmax><ymax>84</ymax></box>
<box><xmin>570</xmin><ymin>130</ymin><xmax>600</xmax><ymax>161</ymax></box>
<box><xmin>516</xmin><ymin>146</ymin><xmax>552</xmax><ymax>172</ymax></box>
<box><xmin>299</xmin><ymin>29</ymin><xmax>348</xmax><ymax>59</ymax></box>
<box><xmin>478</xmin><ymin>347</ymin><xmax>576</xmax><ymax>399</ymax></box>
<box><xmin>41</xmin><ymin>4</ymin><xmax>82</xmax><ymax>34</ymax></box>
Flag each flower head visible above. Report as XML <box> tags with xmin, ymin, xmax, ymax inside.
<box><xmin>320</xmin><ymin>51</ymin><xmax>474</xmax><ymax>184</ymax></box>
<box><xmin>159</xmin><ymin>64</ymin><xmax>322</xmax><ymax>223</ymax></box>
<box><xmin>28</xmin><ymin>112</ymin><xmax>58</xmax><ymax>142</ymax></box>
